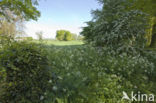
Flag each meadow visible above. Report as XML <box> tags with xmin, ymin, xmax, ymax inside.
<box><xmin>33</xmin><ymin>40</ymin><xmax>84</xmax><ymax>46</ymax></box>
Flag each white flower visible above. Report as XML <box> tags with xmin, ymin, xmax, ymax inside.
<box><xmin>53</xmin><ymin>86</ymin><xmax>58</xmax><ymax>91</ymax></box>
<box><xmin>67</xmin><ymin>73</ymin><xmax>70</xmax><ymax>76</ymax></box>
<box><xmin>49</xmin><ymin>80</ymin><xmax>52</xmax><ymax>83</ymax></box>
<box><xmin>44</xmin><ymin>92</ymin><xmax>47</xmax><ymax>95</ymax></box>
<box><xmin>40</xmin><ymin>96</ymin><xmax>44</xmax><ymax>100</ymax></box>
<box><xmin>58</xmin><ymin>76</ymin><xmax>63</xmax><ymax>80</ymax></box>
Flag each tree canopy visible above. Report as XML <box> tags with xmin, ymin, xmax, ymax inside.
<box><xmin>130</xmin><ymin>0</ymin><xmax>156</xmax><ymax>16</ymax></box>
<box><xmin>0</xmin><ymin>0</ymin><xmax>40</xmax><ymax>21</ymax></box>
<box><xmin>56</xmin><ymin>30</ymin><xmax>77</xmax><ymax>41</ymax></box>
<box><xmin>0</xmin><ymin>0</ymin><xmax>40</xmax><ymax>39</ymax></box>
<box><xmin>0</xmin><ymin>10</ymin><xmax>25</xmax><ymax>38</ymax></box>
<box><xmin>129</xmin><ymin>0</ymin><xmax>156</xmax><ymax>47</ymax></box>
<box><xmin>81</xmin><ymin>0</ymin><xmax>148</xmax><ymax>49</ymax></box>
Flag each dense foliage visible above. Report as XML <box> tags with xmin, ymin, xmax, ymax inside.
<box><xmin>0</xmin><ymin>41</ymin><xmax>51</xmax><ymax>103</ymax></box>
<box><xmin>81</xmin><ymin>0</ymin><xmax>149</xmax><ymax>48</ymax></box>
<box><xmin>0</xmin><ymin>20</ymin><xmax>16</xmax><ymax>37</ymax></box>
<box><xmin>64</xmin><ymin>31</ymin><xmax>72</xmax><ymax>41</ymax></box>
<box><xmin>0</xmin><ymin>10</ymin><xmax>25</xmax><ymax>38</ymax></box>
<box><xmin>0</xmin><ymin>0</ymin><xmax>40</xmax><ymax>21</ymax></box>
<box><xmin>56</xmin><ymin>30</ymin><xmax>78</xmax><ymax>41</ymax></box>
<box><xmin>44</xmin><ymin>45</ymin><xmax>156</xmax><ymax>103</ymax></box>
<box><xmin>0</xmin><ymin>0</ymin><xmax>39</xmax><ymax>39</ymax></box>
<box><xmin>0</xmin><ymin>0</ymin><xmax>155</xmax><ymax>103</ymax></box>
<box><xmin>149</xmin><ymin>18</ymin><xmax>156</xmax><ymax>47</ymax></box>
<box><xmin>130</xmin><ymin>0</ymin><xmax>156</xmax><ymax>16</ymax></box>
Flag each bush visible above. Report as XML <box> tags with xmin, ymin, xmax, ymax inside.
<box><xmin>45</xmin><ymin>45</ymin><xmax>156</xmax><ymax>103</ymax></box>
<box><xmin>46</xmin><ymin>46</ymin><xmax>123</xmax><ymax>103</ymax></box>
<box><xmin>0</xmin><ymin>35</ymin><xmax>14</xmax><ymax>49</ymax></box>
<box><xmin>0</xmin><ymin>41</ymin><xmax>51</xmax><ymax>103</ymax></box>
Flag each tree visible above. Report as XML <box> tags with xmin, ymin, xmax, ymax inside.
<box><xmin>0</xmin><ymin>20</ymin><xmax>16</xmax><ymax>37</ymax></box>
<box><xmin>81</xmin><ymin>0</ymin><xmax>148</xmax><ymax>49</ymax></box>
<box><xmin>129</xmin><ymin>0</ymin><xmax>156</xmax><ymax>47</ymax></box>
<box><xmin>0</xmin><ymin>0</ymin><xmax>40</xmax><ymax>39</ymax></box>
<box><xmin>129</xmin><ymin>0</ymin><xmax>156</xmax><ymax>16</ymax></box>
<box><xmin>150</xmin><ymin>23</ymin><xmax>156</xmax><ymax>47</ymax></box>
<box><xmin>80</xmin><ymin>21</ymin><xmax>95</xmax><ymax>43</ymax></box>
<box><xmin>36</xmin><ymin>31</ymin><xmax>43</xmax><ymax>40</ymax></box>
<box><xmin>56</xmin><ymin>30</ymin><xmax>74</xmax><ymax>41</ymax></box>
<box><xmin>56</xmin><ymin>30</ymin><xmax>66</xmax><ymax>41</ymax></box>
<box><xmin>0</xmin><ymin>11</ymin><xmax>25</xmax><ymax>38</ymax></box>
<box><xmin>64</xmin><ymin>31</ymin><xmax>72</xmax><ymax>41</ymax></box>
<box><xmin>0</xmin><ymin>0</ymin><xmax>40</xmax><ymax>21</ymax></box>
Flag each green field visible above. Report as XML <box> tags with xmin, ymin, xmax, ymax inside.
<box><xmin>34</xmin><ymin>40</ymin><xmax>84</xmax><ymax>46</ymax></box>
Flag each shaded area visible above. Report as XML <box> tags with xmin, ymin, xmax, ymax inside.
<box><xmin>45</xmin><ymin>44</ymin><xmax>84</xmax><ymax>50</ymax></box>
<box><xmin>150</xmin><ymin>24</ymin><xmax>156</xmax><ymax>48</ymax></box>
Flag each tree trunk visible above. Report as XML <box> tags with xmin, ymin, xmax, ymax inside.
<box><xmin>150</xmin><ymin>24</ymin><xmax>156</xmax><ymax>47</ymax></box>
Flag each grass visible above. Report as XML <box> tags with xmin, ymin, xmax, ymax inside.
<box><xmin>33</xmin><ymin>40</ymin><xmax>84</xmax><ymax>46</ymax></box>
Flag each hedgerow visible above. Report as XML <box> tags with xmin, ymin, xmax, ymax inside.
<box><xmin>0</xmin><ymin>41</ymin><xmax>51</xmax><ymax>103</ymax></box>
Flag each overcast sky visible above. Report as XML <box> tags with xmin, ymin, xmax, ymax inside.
<box><xmin>25</xmin><ymin>0</ymin><xmax>101</xmax><ymax>39</ymax></box>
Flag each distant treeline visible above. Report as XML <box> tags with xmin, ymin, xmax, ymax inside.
<box><xmin>56</xmin><ymin>30</ymin><xmax>84</xmax><ymax>41</ymax></box>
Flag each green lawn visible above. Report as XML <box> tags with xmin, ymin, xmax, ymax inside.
<box><xmin>34</xmin><ymin>40</ymin><xmax>84</xmax><ymax>46</ymax></box>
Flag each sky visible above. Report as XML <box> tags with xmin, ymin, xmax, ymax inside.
<box><xmin>25</xmin><ymin>0</ymin><xmax>101</xmax><ymax>39</ymax></box>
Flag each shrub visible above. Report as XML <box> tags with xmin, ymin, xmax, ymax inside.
<box><xmin>0</xmin><ymin>35</ymin><xmax>14</xmax><ymax>49</ymax></box>
<box><xmin>0</xmin><ymin>41</ymin><xmax>51</xmax><ymax>103</ymax></box>
<box><xmin>45</xmin><ymin>46</ymin><xmax>123</xmax><ymax>103</ymax></box>
<box><xmin>45</xmin><ymin>45</ymin><xmax>156</xmax><ymax>103</ymax></box>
